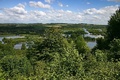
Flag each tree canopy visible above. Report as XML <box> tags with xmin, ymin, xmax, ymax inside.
<box><xmin>107</xmin><ymin>8</ymin><xmax>120</xmax><ymax>41</ymax></box>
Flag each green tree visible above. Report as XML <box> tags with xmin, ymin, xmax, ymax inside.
<box><xmin>109</xmin><ymin>39</ymin><xmax>120</xmax><ymax>60</ymax></box>
<box><xmin>94</xmin><ymin>49</ymin><xmax>107</xmax><ymax>61</ymax></box>
<box><xmin>95</xmin><ymin>8</ymin><xmax>120</xmax><ymax>50</ymax></box>
<box><xmin>75</xmin><ymin>36</ymin><xmax>90</xmax><ymax>54</ymax></box>
<box><xmin>27</xmin><ymin>28</ymin><xmax>71</xmax><ymax>62</ymax></box>
<box><xmin>21</xmin><ymin>43</ymin><xmax>26</xmax><ymax>50</ymax></box>
<box><xmin>94</xmin><ymin>38</ymin><xmax>109</xmax><ymax>50</ymax></box>
<box><xmin>0</xmin><ymin>43</ymin><xmax>14</xmax><ymax>59</ymax></box>
<box><xmin>0</xmin><ymin>55</ymin><xmax>33</xmax><ymax>79</ymax></box>
<box><xmin>107</xmin><ymin>8</ymin><xmax>120</xmax><ymax>41</ymax></box>
<box><xmin>27</xmin><ymin>28</ymin><xmax>84</xmax><ymax>79</ymax></box>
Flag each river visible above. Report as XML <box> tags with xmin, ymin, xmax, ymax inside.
<box><xmin>83</xmin><ymin>28</ymin><xmax>104</xmax><ymax>49</ymax></box>
<box><xmin>0</xmin><ymin>29</ymin><xmax>104</xmax><ymax>49</ymax></box>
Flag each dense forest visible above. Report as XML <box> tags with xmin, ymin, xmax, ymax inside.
<box><xmin>0</xmin><ymin>8</ymin><xmax>120</xmax><ymax>80</ymax></box>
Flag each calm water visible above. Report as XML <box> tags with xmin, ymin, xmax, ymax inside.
<box><xmin>14</xmin><ymin>43</ymin><xmax>22</xmax><ymax>49</ymax></box>
<box><xmin>0</xmin><ymin>36</ymin><xmax>25</xmax><ymax>49</ymax></box>
<box><xmin>83</xmin><ymin>28</ymin><xmax>103</xmax><ymax>49</ymax></box>
<box><xmin>0</xmin><ymin>29</ymin><xmax>103</xmax><ymax>49</ymax></box>
<box><xmin>83</xmin><ymin>28</ymin><xmax>104</xmax><ymax>39</ymax></box>
<box><xmin>87</xmin><ymin>41</ymin><xmax>97</xmax><ymax>49</ymax></box>
<box><xmin>0</xmin><ymin>36</ymin><xmax>24</xmax><ymax>41</ymax></box>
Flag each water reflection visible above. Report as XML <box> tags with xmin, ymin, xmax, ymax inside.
<box><xmin>83</xmin><ymin>28</ymin><xmax>104</xmax><ymax>39</ymax></box>
<box><xmin>14</xmin><ymin>43</ymin><xmax>22</xmax><ymax>49</ymax></box>
<box><xmin>83</xmin><ymin>28</ymin><xmax>103</xmax><ymax>48</ymax></box>
<box><xmin>0</xmin><ymin>36</ymin><xmax>25</xmax><ymax>49</ymax></box>
<box><xmin>87</xmin><ymin>42</ymin><xmax>96</xmax><ymax>49</ymax></box>
<box><xmin>0</xmin><ymin>36</ymin><xmax>24</xmax><ymax>42</ymax></box>
<box><xmin>0</xmin><ymin>30</ymin><xmax>102</xmax><ymax>49</ymax></box>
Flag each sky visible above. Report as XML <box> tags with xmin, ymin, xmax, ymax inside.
<box><xmin>0</xmin><ymin>0</ymin><xmax>120</xmax><ymax>24</ymax></box>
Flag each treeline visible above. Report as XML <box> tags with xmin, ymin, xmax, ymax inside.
<box><xmin>61</xmin><ymin>23</ymin><xmax>106</xmax><ymax>30</ymax></box>
<box><xmin>0</xmin><ymin>23</ymin><xmax>47</xmax><ymax>35</ymax></box>
<box><xmin>0</xmin><ymin>23</ymin><xmax>106</xmax><ymax>35</ymax></box>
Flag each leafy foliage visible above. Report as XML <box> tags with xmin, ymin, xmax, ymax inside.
<box><xmin>109</xmin><ymin>39</ymin><xmax>120</xmax><ymax>60</ymax></box>
<box><xmin>75</xmin><ymin>36</ymin><xmax>90</xmax><ymax>54</ymax></box>
<box><xmin>107</xmin><ymin>8</ymin><xmax>120</xmax><ymax>41</ymax></box>
<box><xmin>0</xmin><ymin>9</ymin><xmax>120</xmax><ymax>79</ymax></box>
<box><xmin>0</xmin><ymin>55</ymin><xmax>33</xmax><ymax>79</ymax></box>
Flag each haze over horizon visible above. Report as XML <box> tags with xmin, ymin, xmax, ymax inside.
<box><xmin>0</xmin><ymin>0</ymin><xmax>120</xmax><ymax>24</ymax></box>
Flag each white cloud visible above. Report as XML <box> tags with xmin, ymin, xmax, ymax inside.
<box><xmin>58</xmin><ymin>2</ymin><xmax>63</xmax><ymax>7</ymax></box>
<box><xmin>45</xmin><ymin>0</ymin><xmax>53</xmax><ymax>3</ymax></box>
<box><xmin>29</xmin><ymin>1</ymin><xmax>51</xmax><ymax>9</ymax></box>
<box><xmin>84</xmin><ymin>8</ymin><xmax>97</xmax><ymax>15</ymax></box>
<box><xmin>58</xmin><ymin>2</ymin><xmax>69</xmax><ymax>8</ymax></box>
<box><xmin>0</xmin><ymin>3</ymin><xmax>119</xmax><ymax>24</ymax></box>
<box><xmin>17</xmin><ymin>3</ymin><xmax>25</xmax><ymax>8</ymax></box>
<box><xmin>82</xmin><ymin>5</ymin><xmax>118</xmax><ymax>24</ymax></box>
<box><xmin>0</xmin><ymin>3</ymin><xmax>28</xmax><ymax>23</ymax></box>
<box><xmin>31</xmin><ymin>10</ymin><xmax>46</xmax><ymax>16</ymax></box>
<box><xmin>84</xmin><ymin>6</ymin><xmax>118</xmax><ymax>15</ymax></box>
<box><xmin>66</xmin><ymin>10</ymin><xmax>72</xmax><ymax>13</ymax></box>
<box><xmin>3</xmin><ymin>3</ymin><xmax>27</xmax><ymax>15</ymax></box>
<box><xmin>0</xmin><ymin>13</ymin><xmax>3</xmax><ymax>16</ymax></box>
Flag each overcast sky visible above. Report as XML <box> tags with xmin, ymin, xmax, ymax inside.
<box><xmin>0</xmin><ymin>0</ymin><xmax>120</xmax><ymax>24</ymax></box>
